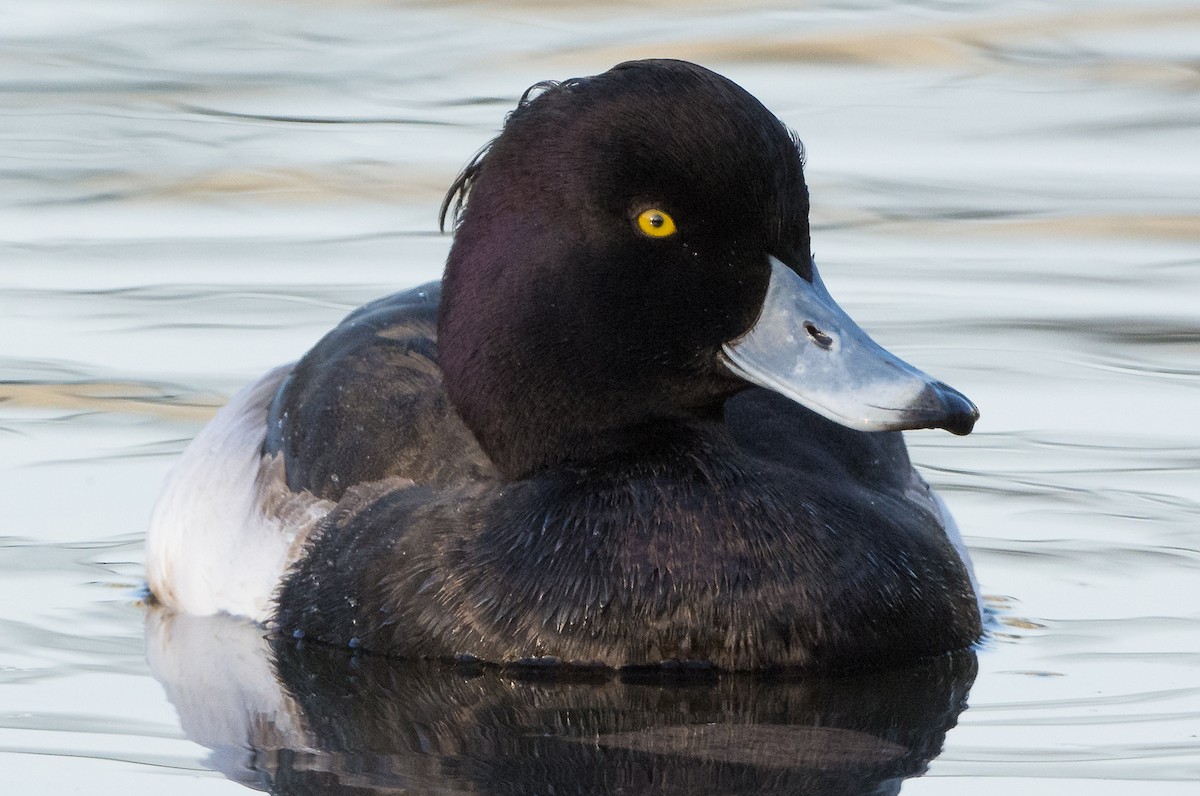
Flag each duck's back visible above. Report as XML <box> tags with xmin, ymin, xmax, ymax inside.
<box><xmin>265</xmin><ymin>282</ymin><xmax>494</xmax><ymax>501</ymax></box>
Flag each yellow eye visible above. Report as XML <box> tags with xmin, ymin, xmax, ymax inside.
<box><xmin>635</xmin><ymin>208</ymin><xmax>677</xmax><ymax>238</ymax></box>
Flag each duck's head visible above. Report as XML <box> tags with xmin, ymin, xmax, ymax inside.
<box><xmin>438</xmin><ymin>59</ymin><xmax>977</xmax><ymax>479</ymax></box>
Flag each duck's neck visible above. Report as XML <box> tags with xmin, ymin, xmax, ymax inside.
<box><xmin>439</xmin><ymin>334</ymin><xmax>729</xmax><ymax>480</ymax></box>
<box><xmin>438</xmin><ymin>248</ymin><xmax>733</xmax><ymax>480</ymax></box>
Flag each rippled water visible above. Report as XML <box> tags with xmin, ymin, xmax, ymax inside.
<box><xmin>3</xmin><ymin>0</ymin><xmax>1198</xmax><ymax>792</ymax></box>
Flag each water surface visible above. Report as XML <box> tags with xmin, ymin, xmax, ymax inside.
<box><xmin>2</xmin><ymin>0</ymin><xmax>1198</xmax><ymax>792</ymax></box>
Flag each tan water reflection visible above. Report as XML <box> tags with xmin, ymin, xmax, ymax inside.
<box><xmin>1</xmin><ymin>382</ymin><xmax>221</xmax><ymax>422</ymax></box>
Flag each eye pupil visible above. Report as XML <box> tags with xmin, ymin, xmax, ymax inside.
<box><xmin>648</xmin><ymin>214</ymin><xmax>664</xmax><ymax>228</ymax></box>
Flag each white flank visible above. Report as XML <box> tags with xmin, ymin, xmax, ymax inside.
<box><xmin>146</xmin><ymin>366</ymin><xmax>334</xmax><ymax>621</ymax></box>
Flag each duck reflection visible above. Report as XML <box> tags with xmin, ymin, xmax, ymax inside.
<box><xmin>146</xmin><ymin>607</ymin><xmax>976</xmax><ymax>795</ymax></box>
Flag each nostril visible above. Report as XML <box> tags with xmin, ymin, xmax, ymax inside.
<box><xmin>804</xmin><ymin>322</ymin><xmax>833</xmax><ymax>349</ymax></box>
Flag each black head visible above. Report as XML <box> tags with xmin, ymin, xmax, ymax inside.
<box><xmin>438</xmin><ymin>60</ymin><xmax>812</xmax><ymax>478</ymax></box>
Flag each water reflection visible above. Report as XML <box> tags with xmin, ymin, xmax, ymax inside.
<box><xmin>147</xmin><ymin>608</ymin><xmax>977</xmax><ymax>795</ymax></box>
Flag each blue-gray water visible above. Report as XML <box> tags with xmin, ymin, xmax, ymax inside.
<box><xmin>2</xmin><ymin>1</ymin><xmax>1198</xmax><ymax>793</ymax></box>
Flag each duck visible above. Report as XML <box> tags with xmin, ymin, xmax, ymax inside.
<box><xmin>147</xmin><ymin>59</ymin><xmax>982</xmax><ymax>670</ymax></box>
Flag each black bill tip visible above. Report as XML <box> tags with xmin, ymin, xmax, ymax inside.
<box><xmin>927</xmin><ymin>381</ymin><xmax>979</xmax><ymax>436</ymax></box>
